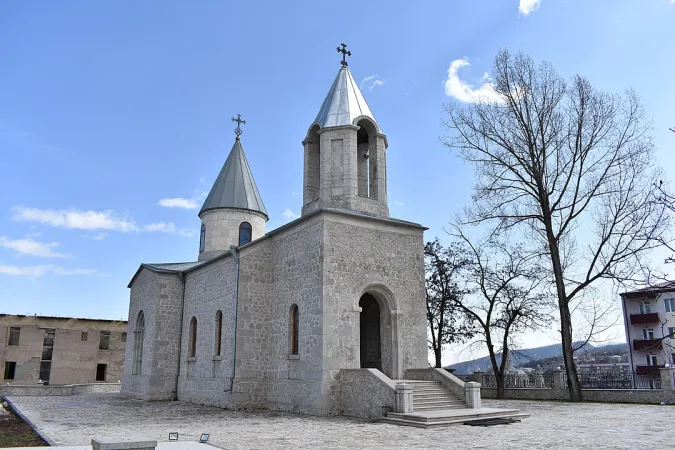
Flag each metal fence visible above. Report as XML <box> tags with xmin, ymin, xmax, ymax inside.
<box><xmin>480</xmin><ymin>373</ymin><xmax>554</xmax><ymax>389</ymax></box>
<box><xmin>454</xmin><ymin>374</ymin><xmax>474</xmax><ymax>383</ymax></box>
<box><xmin>565</xmin><ymin>373</ymin><xmax>661</xmax><ymax>390</ymax></box>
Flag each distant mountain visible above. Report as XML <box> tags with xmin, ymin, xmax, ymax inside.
<box><xmin>447</xmin><ymin>342</ymin><xmax>597</xmax><ymax>374</ymax></box>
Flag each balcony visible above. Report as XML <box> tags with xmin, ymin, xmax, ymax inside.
<box><xmin>633</xmin><ymin>339</ymin><xmax>663</xmax><ymax>351</ymax></box>
<box><xmin>636</xmin><ymin>365</ymin><xmax>665</xmax><ymax>375</ymax></box>
<box><xmin>630</xmin><ymin>313</ymin><xmax>659</xmax><ymax>325</ymax></box>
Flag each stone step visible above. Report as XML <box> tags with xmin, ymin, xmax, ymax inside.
<box><xmin>413</xmin><ymin>395</ymin><xmax>464</xmax><ymax>404</ymax></box>
<box><xmin>414</xmin><ymin>405</ymin><xmax>467</xmax><ymax>411</ymax></box>
<box><xmin>414</xmin><ymin>399</ymin><xmax>465</xmax><ymax>406</ymax></box>
<box><xmin>411</xmin><ymin>386</ymin><xmax>449</xmax><ymax>392</ymax></box>
<box><xmin>382</xmin><ymin>412</ymin><xmax>530</xmax><ymax>428</ymax></box>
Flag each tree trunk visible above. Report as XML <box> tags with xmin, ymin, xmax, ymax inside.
<box><xmin>543</xmin><ymin>214</ymin><xmax>583</xmax><ymax>401</ymax></box>
<box><xmin>434</xmin><ymin>347</ymin><xmax>442</xmax><ymax>368</ymax></box>
<box><xmin>496</xmin><ymin>372</ymin><xmax>505</xmax><ymax>399</ymax></box>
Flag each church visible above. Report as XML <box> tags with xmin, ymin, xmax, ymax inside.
<box><xmin>121</xmin><ymin>47</ymin><xmax>433</xmax><ymax>417</ymax></box>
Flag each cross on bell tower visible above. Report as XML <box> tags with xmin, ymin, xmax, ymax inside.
<box><xmin>336</xmin><ymin>43</ymin><xmax>351</xmax><ymax>67</ymax></box>
<box><xmin>232</xmin><ymin>113</ymin><xmax>246</xmax><ymax>139</ymax></box>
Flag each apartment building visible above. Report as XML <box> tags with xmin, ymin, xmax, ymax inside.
<box><xmin>620</xmin><ymin>281</ymin><xmax>675</xmax><ymax>375</ymax></box>
<box><xmin>1</xmin><ymin>314</ymin><xmax>127</xmax><ymax>385</ymax></box>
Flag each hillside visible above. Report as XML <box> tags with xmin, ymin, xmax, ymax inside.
<box><xmin>447</xmin><ymin>342</ymin><xmax>627</xmax><ymax>374</ymax></box>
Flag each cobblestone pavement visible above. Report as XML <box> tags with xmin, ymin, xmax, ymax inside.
<box><xmin>5</xmin><ymin>394</ymin><xmax>673</xmax><ymax>449</ymax></box>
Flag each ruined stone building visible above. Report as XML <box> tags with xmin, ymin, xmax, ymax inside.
<box><xmin>1</xmin><ymin>314</ymin><xmax>127</xmax><ymax>385</ymax></box>
<box><xmin>121</xmin><ymin>55</ymin><xmax>431</xmax><ymax>417</ymax></box>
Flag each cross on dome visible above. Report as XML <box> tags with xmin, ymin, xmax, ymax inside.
<box><xmin>232</xmin><ymin>113</ymin><xmax>246</xmax><ymax>138</ymax></box>
<box><xmin>336</xmin><ymin>43</ymin><xmax>351</xmax><ymax>67</ymax></box>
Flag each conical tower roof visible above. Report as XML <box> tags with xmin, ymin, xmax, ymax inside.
<box><xmin>314</xmin><ymin>66</ymin><xmax>380</xmax><ymax>132</ymax></box>
<box><xmin>199</xmin><ymin>138</ymin><xmax>268</xmax><ymax>219</ymax></box>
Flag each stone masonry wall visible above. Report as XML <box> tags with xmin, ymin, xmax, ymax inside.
<box><xmin>177</xmin><ymin>257</ymin><xmax>237</xmax><ymax>408</ymax></box>
<box><xmin>321</xmin><ymin>213</ymin><xmax>427</xmax><ymax>372</ymax></box>
<box><xmin>121</xmin><ymin>269</ymin><xmax>156</xmax><ymax>399</ymax></box>
<box><xmin>340</xmin><ymin>369</ymin><xmax>396</xmax><ymax>418</ymax></box>
<box><xmin>321</xmin><ymin>212</ymin><xmax>428</xmax><ymax>413</ymax></box>
<box><xmin>199</xmin><ymin>209</ymin><xmax>267</xmax><ymax>261</ymax></box>
<box><xmin>481</xmin><ymin>387</ymin><xmax>675</xmax><ymax>404</ymax></box>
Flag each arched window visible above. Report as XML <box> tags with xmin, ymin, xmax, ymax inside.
<box><xmin>290</xmin><ymin>304</ymin><xmax>299</xmax><ymax>356</ymax></box>
<box><xmin>214</xmin><ymin>310</ymin><xmax>222</xmax><ymax>356</ymax></box>
<box><xmin>133</xmin><ymin>311</ymin><xmax>145</xmax><ymax>375</ymax></box>
<box><xmin>239</xmin><ymin>222</ymin><xmax>252</xmax><ymax>246</ymax></box>
<box><xmin>189</xmin><ymin>317</ymin><xmax>197</xmax><ymax>358</ymax></box>
<box><xmin>199</xmin><ymin>224</ymin><xmax>206</xmax><ymax>252</ymax></box>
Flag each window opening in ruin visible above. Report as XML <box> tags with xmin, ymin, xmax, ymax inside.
<box><xmin>8</xmin><ymin>327</ymin><xmax>20</xmax><ymax>346</ymax></box>
<box><xmin>81</xmin><ymin>331</ymin><xmax>88</xmax><ymax>341</ymax></box>
<box><xmin>96</xmin><ymin>363</ymin><xmax>107</xmax><ymax>381</ymax></box>
<box><xmin>3</xmin><ymin>362</ymin><xmax>16</xmax><ymax>380</ymax></box>
<box><xmin>99</xmin><ymin>331</ymin><xmax>110</xmax><ymax>350</ymax></box>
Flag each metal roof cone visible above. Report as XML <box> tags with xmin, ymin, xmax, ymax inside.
<box><xmin>314</xmin><ymin>66</ymin><xmax>380</xmax><ymax>131</ymax></box>
<box><xmin>199</xmin><ymin>138</ymin><xmax>268</xmax><ymax>219</ymax></box>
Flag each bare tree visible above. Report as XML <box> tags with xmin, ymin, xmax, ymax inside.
<box><xmin>425</xmin><ymin>238</ymin><xmax>475</xmax><ymax>367</ymax></box>
<box><xmin>443</xmin><ymin>50</ymin><xmax>671</xmax><ymax>401</ymax></box>
<box><xmin>451</xmin><ymin>229</ymin><xmax>553</xmax><ymax>398</ymax></box>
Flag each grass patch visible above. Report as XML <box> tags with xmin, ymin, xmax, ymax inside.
<box><xmin>0</xmin><ymin>401</ymin><xmax>46</xmax><ymax>448</ymax></box>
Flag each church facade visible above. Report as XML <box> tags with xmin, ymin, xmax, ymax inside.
<box><xmin>121</xmin><ymin>56</ymin><xmax>429</xmax><ymax>417</ymax></box>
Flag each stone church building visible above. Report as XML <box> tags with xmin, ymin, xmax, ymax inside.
<box><xmin>121</xmin><ymin>56</ymin><xmax>433</xmax><ymax>417</ymax></box>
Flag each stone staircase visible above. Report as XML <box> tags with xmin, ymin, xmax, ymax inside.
<box><xmin>404</xmin><ymin>380</ymin><xmax>466</xmax><ymax>411</ymax></box>
<box><xmin>383</xmin><ymin>379</ymin><xmax>528</xmax><ymax>428</ymax></box>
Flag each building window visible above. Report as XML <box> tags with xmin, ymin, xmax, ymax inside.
<box><xmin>8</xmin><ymin>327</ymin><xmax>20</xmax><ymax>346</ymax></box>
<box><xmin>189</xmin><ymin>317</ymin><xmax>198</xmax><ymax>358</ymax></box>
<box><xmin>3</xmin><ymin>362</ymin><xmax>16</xmax><ymax>380</ymax></box>
<box><xmin>239</xmin><ymin>222</ymin><xmax>252</xmax><ymax>246</ymax></box>
<box><xmin>668</xmin><ymin>327</ymin><xmax>675</xmax><ymax>339</ymax></box>
<box><xmin>290</xmin><ymin>304</ymin><xmax>299</xmax><ymax>356</ymax></box>
<box><xmin>96</xmin><ymin>364</ymin><xmax>107</xmax><ymax>381</ymax></box>
<box><xmin>133</xmin><ymin>311</ymin><xmax>145</xmax><ymax>375</ymax></box>
<box><xmin>647</xmin><ymin>354</ymin><xmax>658</xmax><ymax>366</ymax></box>
<box><xmin>121</xmin><ymin>332</ymin><xmax>127</xmax><ymax>343</ymax></box>
<box><xmin>214</xmin><ymin>310</ymin><xmax>223</xmax><ymax>356</ymax></box>
<box><xmin>199</xmin><ymin>224</ymin><xmax>206</xmax><ymax>252</ymax></box>
<box><xmin>643</xmin><ymin>329</ymin><xmax>655</xmax><ymax>340</ymax></box>
<box><xmin>81</xmin><ymin>331</ymin><xmax>88</xmax><ymax>341</ymax></box>
<box><xmin>665</xmin><ymin>298</ymin><xmax>675</xmax><ymax>313</ymax></box>
<box><xmin>672</xmin><ymin>353</ymin><xmax>675</xmax><ymax>365</ymax></box>
<box><xmin>640</xmin><ymin>301</ymin><xmax>651</xmax><ymax>314</ymax></box>
<box><xmin>99</xmin><ymin>331</ymin><xmax>110</xmax><ymax>350</ymax></box>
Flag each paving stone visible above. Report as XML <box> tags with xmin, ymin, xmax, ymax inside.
<box><xmin>6</xmin><ymin>393</ymin><xmax>674</xmax><ymax>449</ymax></box>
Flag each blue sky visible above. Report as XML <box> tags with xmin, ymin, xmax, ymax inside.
<box><xmin>1</xmin><ymin>1</ymin><xmax>674</xmax><ymax>358</ymax></box>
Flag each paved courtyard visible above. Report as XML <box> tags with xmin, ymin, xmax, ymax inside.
<box><xmin>5</xmin><ymin>393</ymin><xmax>673</xmax><ymax>449</ymax></box>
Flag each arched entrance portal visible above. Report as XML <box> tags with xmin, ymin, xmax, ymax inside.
<box><xmin>359</xmin><ymin>293</ymin><xmax>382</xmax><ymax>371</ymax></box>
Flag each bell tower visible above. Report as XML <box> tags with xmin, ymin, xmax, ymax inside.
<box><xmin>301</xmin><ymin>44</ymin><xmax>389</xmax><ymax>217</ymax></box>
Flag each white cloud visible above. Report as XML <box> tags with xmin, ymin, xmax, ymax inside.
<box><xmin>361</xmin><ymin>75</ymin><xmax>385</xmax><ymax>92</ymax></box>
<box><xmin>444</xmin><ymin>58</ymin><xmax>504</xmax><ymax>104</ymax></box>
<box><xmin>519</xmin><ymin>0</ymin><xmax>541</xmax><ymax>15</ymax></box>
<box><xmin>158</xmin><ymin>198</ymin><xmax>199</xmax><ymax>209</ymax></box>
<box><xmin>282</xmin><ymin>209</ymin><xmax>300</xmax><ymax>220</ymax></box>
<box><xmin>0</xmin><ymin>264</ymin><xmax>102</xmax><ymax>276</ymax></box>
<box><xmin>0</xmin><ymin>236</ymin><xmax>70</xmax><ymax>258</ymax></box>
<box><xmin>12</xmin><ymin>206</ymin><xmax>138</xmax><ymax>232</ymax></box>
<box><xmin>393</xmin><ymin>201</ymin><xmax>404</xmax><ymax>207</ymax></box>
<box><xmin>81</xmin><ymin>232</ymin><xmax>109</xmax><ymax>241</ymax></box>
<box><xmin>143</xmin><ymin>222</ymin><xmax>195</xmax><ymax>238</ymax></box>
<box><xmin>12</xmin><ymin>206</ymin><xmax>195</xmax><ymax>238</ymax></box>
<box><xmin>52</xmin><ymin>267</ymin><xmax>103</xmax><ymax>276</ymax></box>
<box><xmin>25</xmin><ymin>232</ymin><xmax>41</xmax><ymax>238</ymax></box>
<box><xmin>158</xmin><ymin>190</ymin><xmax>207</xmax><ymax>210</ymax></box>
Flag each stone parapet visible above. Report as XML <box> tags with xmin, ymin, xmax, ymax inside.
<box><xmin>480</xmin><ymin>387</ymin><xmax>675</xmax><ymax>404</ymax></box>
